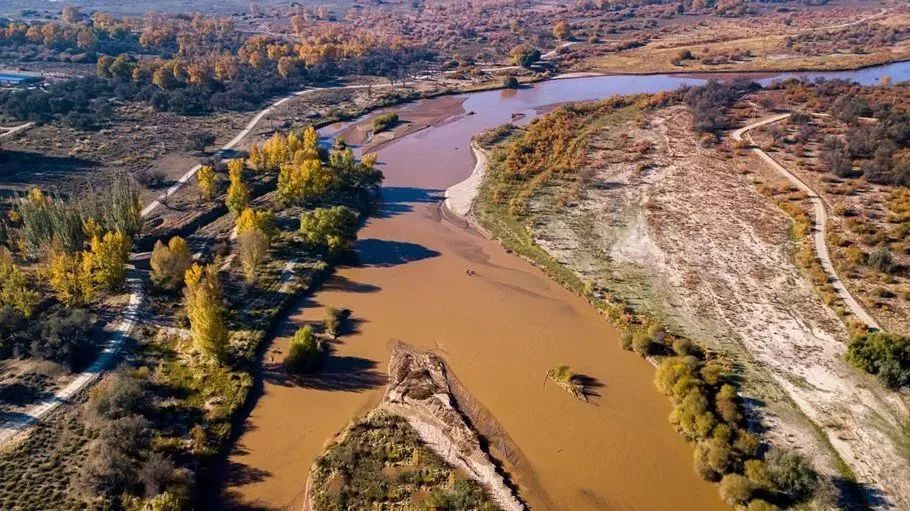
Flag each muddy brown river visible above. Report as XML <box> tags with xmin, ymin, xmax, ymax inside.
<box><xmin>208</xmin><ymin>62</ymin><xmax>910</xmax><ymax>511</ymax></box>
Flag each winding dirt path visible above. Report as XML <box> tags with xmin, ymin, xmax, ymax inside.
<box><xmin>0</xmin><ymin>121</ymin><xmax>34</xmax><ymax>139</ymax></box>
<box><xmin>732</xmin><ymin>114</ymin><xmax>881</xmax><ymax>330</ymax></box>
<box><xmin>0</xmin><ymin>82</ymin><xmax>409</xmax><ymax>448</ymax></box>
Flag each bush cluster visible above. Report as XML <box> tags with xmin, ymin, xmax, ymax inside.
<box><xmin>847</xmin><ymin>331</ymin><xmax>910</xmax><ymax>389</ymax></box>
<box><xmin>683</xmin><ymin>79</ymin><xmax>758</xmax><ymax>135</ymax></box>
<box><xmin>0</xmin><ymin>305</ymin><xmax>97</xmax><ymax>371</ymax></box>
<box><xmin>622</xmin><ymin>319</ymin><xmax>819</xmax><ymax>509</ymax></box>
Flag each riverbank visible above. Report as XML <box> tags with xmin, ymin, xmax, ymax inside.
<box><xmin>212</xmin><ymin>88</ymin><xmax>728</xmax><ymax>511</ymax></box>
<box><xmin>470</xmin><ymin>97</ymin><xmax>910</xmax><ymax>509</ymax></box>
<box><xmin>444</xmin><ymin>142</ymin><xmax>489</xmax><ymax>218</ymax></box>
<box><xmin>303</xmin><ymin>343</ymin><xmax>525</xmax><ymax>511</ymax></box>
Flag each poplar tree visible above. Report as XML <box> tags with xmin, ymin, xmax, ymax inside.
<box><xmin>0</xmin><ymin>249</ymin><xmax>39</xmax><ymax>317</ymax></box>
<box><xmin>47</xmin><ymin>249</ymin><xmax>93</xmax><ymax>306</ymax></box>
<box><xmin>196</xmin><ymin>165</ymin><xmax>217</xmax><ymax>201</ymax></box>
<box><xmin>183</xmin><ymin>264</ymin><xmax>228</xmax><ymax>360</ymax></box>
<box><xmin>150</xmin><ymin>236</ymin><xmax>192</xmax><ymax>291</ymax></box>
<box><xmin>88</xmin><ymin>230</ymin><xmax>131</xmax><ymax>291</ymax></box>
<box><xmin>225</xmin><ymin>159</ymin><xmax>250</xmax><ymax>215</ymax></box>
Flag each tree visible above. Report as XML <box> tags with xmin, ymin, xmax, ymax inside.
<box><xmin>552</xmin><ymin>20</ymin><xmax>571</xmax><ymax>41</ymax></box>
<box><xmin>846</xmin><ymin>331</ymin><xmax>910</xmax><ymax>389</ymax></box>
<box><xmin>109</xmin><ymin>54</ymin><xmax>137</xmax><ymax>81</ymax></box>
<box><xmin>323</xmin><ymin>307</ymin><xmax>344</xmax><ymax>339</ymax></box>
<box><xmin>87</xmin><ymin>230</ymin><xmax>131</xmax><ymax>292</ymax></box>
<box><xmin>183</xmin><ymin>264</ymin><xmax>228</xmax><ymax>360</ymax></box>
<box><xmin>225</xmin><ymin>159</ymin><xmax>250</xmax><ymax>215</ymax></box>
<box><xmin>821</xmin><ymin>136</ymin><xmax>853</xmax><ymax>177</ymax></box>
<box><xmin>152</xmin><ymin>65</ymin><xmax>178</xmax><ymax>90</ymax></box>
<box><xmin>97</xmin><ymin>55</ymin><xmax>115</xmax><ymax>78</ymax></box>
<box><xmin>0</xmin><ymin>250</ymin><xmax>39</xmax><ymax>318</ymax></box>
<box><xmin>197</xmin><ymin>165</ymin><xmax>217</xmax><ymax>201</ymax></box>
<box><xmin>746</xmin><ymin>500</ymin><xmax>780</xmax><ymax>511</ymax></box>
<box><xmin>510</xmin><ymin>45</ymin><xmax>541</xmax><ymax>68</ymax></box>
<box><xmin>237</xmin><ymin>229</ymin><xmax>268</xmax><ymax>284</ymax></box>
<box><xmin>502</xmin><ymin>75</ymin><xmax>519</xmax><ymax>89</ymax></box>
<box><xmin>765</xmin><ymin>449</ymin><xmax>817</xmax><ymax>501</ymax></box>
<box><xmin>299</xmin><ymin>206</ymin><xmax>358</xmax><ymax>256</ymax></box>
<box><xmin>235</xmin><ymin>207</ymin><xmax>276</xmax><ymax>241</ymax></box>
<box><xmin>150</xmin><ymin>236</ymin><xmax>192</xmax><ymax>291</ymax></box>
<box><xmin>715</xmin><ymin>383</ymin><xmax>742</xmax><ymax>424</ymax></box>
<box><xmin>284</xmin><ymin>325</ymin><xmax>322</xmax><ymax>373</ymax></box>
<box><xmin>719</xmin><ymin>474</ymin><xmax>755</xmax><ymax>507</ymax></box>
<box><xmin>188</xmin><ymin>131</ymin><xmax>216</xmax><ymax>153</ymax></box>
<box><xmin>47</xmin><ymin>249</ymin><xmax>94</xmax><ymax>306</ymax></box>
<box><xmin>868</xmin><ymin>245</ymin><xmax>895</xmax><ymax>273</ymax></box>
<box><xmin>62</xmin><ymin>6</ymin><xmax>83</xmax><ymax>24</ymax></box>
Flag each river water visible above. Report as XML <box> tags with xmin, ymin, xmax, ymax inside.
<box><xmin>210</xmin><ymin>61</ymin><xmax>909</xmax><ymax>511</ymax></box>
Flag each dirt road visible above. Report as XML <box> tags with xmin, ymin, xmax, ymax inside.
<box><xmin>732</xmin><ymin>114</ymin><xmax>881</xmax><ymax>330</ymax></box>
<box><xmin>0</xmin><ymin>82</ymin><xmax>402</xmax><ymax>448</ymax></box>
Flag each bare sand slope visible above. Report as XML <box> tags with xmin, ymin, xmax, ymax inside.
<box><xmin>526</xmin><ymin>106</ymin><xmax>909</xmax><ymax>509</ymax></box>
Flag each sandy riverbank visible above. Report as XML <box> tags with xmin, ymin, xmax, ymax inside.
<box><xmin>444</xmin><ymin>142</ymin><xmax>489</xmax><ymax>218</ymax></box>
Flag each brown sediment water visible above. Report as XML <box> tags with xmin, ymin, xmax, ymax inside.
<box><xmin>213</xmin><ymin>77</ymin><xmax>731</xmax><ymax>511</ymax></box>
<box><xmin>211</xmin><ymin>63</ymin><xmax>910</xmax><ymax>511</ymax></box>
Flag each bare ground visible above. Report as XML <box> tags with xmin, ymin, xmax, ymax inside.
<box><xmin>525</xmin><ymin>106</ymin><xmax>910</xmax><ymax>508</ymax></box>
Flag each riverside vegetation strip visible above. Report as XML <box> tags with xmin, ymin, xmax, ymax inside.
<box><xmin>0</xmin><ymin>125</ymin><xmax>386</xmax><ymax>509</ymax></box>
<box><xmin>472</xmin><ymin>89</ymin><xmax>909</xmax><ymax>509</ymax></box>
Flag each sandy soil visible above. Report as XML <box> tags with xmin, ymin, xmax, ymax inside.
<box><xmin>375</xmin><ymin>343</ymin><xmax>524</xmax><ymax>511</ymax></box>
<box><xmin>750</xmin><ymin>113</ymin><xmax>910</xmax><ymax>336</ymax></box>
<box><xmin>580</xmin><ymin>6</ymin><xmax>909</xmax><ymax>75</ymax></box>
<box><xmin>444</xmin><ymin>142</ymin><xmax>488</xmax><ymax>218</ymax></box>
<box><xmin>516</xmin><ymin>106</ymin><xmax>909</xmax><ymax>508</ymax></box>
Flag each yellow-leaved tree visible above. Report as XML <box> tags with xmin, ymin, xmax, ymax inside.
<box><xmin>235</xmin><ymin>207</ymin><xmax>277</xmax><ymax>241</ymax></box>
<box><xmin>197</xmin><ymin>165</ymin><xmax>217</xmax><ymax>201</ymax></box>
<box><xmin>150</xmin><ymin>236</ymin><xmax>192</xmax><ymax>291</ymax></box>
<box><xmin>87</xmin><ymin>230</ymin><xmax>131</xmax><ymax>291</ymax></box>
<box><xmin>0</xmin><ymin>249</ymin><xmax>39</xmax><ymax>317</ymax></box>
<box><xmin>47</xmin><ymin>249</ymin><xmax>93</xmax><ymax>306</ymax></box>
<box><xmin>183</xmin><ymin>263</ymin><xmax>228</xmax><ymax>360</ymax></box>
<box><xmin>225</xmin><ymin>159</ymin><xmax>250</xmax><ymax>215</ymax></box>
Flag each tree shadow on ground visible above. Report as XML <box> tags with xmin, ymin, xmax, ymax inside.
<box><xmin>573</xmin><ymin>374</ymin><xmax>605</xmax><ymax>400</ymax></box>
<box><xmin>348</xmin><ymin>239</ymin><xmax>440</xmax><ymax>267</ymax></box>
<box><xmin>374</xmin><ymin>186</ymin><xmax>441</xmax><ymax>219</ymax></box>
<box><xmin>0</xmin><ymin>151</ymin><xmax>98</xmax><ymax>188</ymax></box>
<box><xmin>0</xmin><ymin>381</ymin><xmax>52</xmax><ymax>407</ymax></box>
<box><xmin>833</xmin><ymin>477</ymin><xmax>889</xmax><ymax>511</ymax></box>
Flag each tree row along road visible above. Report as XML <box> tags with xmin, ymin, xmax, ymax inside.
<box><xmin>732</xmin><ymin>114</ymin><xmax>881</xmax><ymax>331</ymax></box>
<box><xmin>0</xmin><ymin>81</ymin><xmax>409</xmax><ymax>447</ymax></box>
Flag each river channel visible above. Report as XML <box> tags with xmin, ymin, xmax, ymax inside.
<box><xmin>210</xmin><ymin>61</ymin><xmax>909</xmax><ymax>511</ymax></box>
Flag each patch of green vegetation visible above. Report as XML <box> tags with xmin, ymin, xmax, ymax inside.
<box><xmin>310</xmin><ymin>412</ymin><xmax>499</xmax><ymax>511</ymax></box>
<box><xmin>372</xmin><ymin>112</ymin><xmax>400</xmax><ymax>133</ymax></box>
<box><xmin>846</xmin><ymin>331</ymin><xmax>910</xmax><ymax>389</ymax></box>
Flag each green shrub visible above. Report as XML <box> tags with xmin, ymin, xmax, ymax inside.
<box><xmin>846</xmin><ymin>331</ymin><xmax>910</xmax><ymax>388</ymax></box>
<box><xmin>747</xmin><ymin>499</ymin><xmax>780</xmax><ymax>511</ymax></box>
<box><xmin>372</xmin><ymin>112</ymin><xmax>399</xmax><ymax>133</ymax></box>
<box><xmin>284</xmin><ymin>325</ymin><xmax>323</xmax><ymax>373</ymax></box>
<box><xmin>765</xmin><ymin>449</ymin><xmax>817</xmax><ymax>502</ymax></box>
<box><xmin>715</xmin><ymin>383</ymin><xmax>743</xmax><ymax>424</ymax></box>
<box><xmin>868</xmin><ymin>245</ymin><xmax>895</xmax><ymax>273</ymax></box>
<box><xmin>719</xmin><ymin>474</ymin><xmax>755</xmax><ymax>506</ymax></box>
<box><xmin>631</xmin><ymin>330</ymin><xmax>654</xmax><ymax>355</ymax></box>
<box><xmin>299</xmin><ymin>206</ymin><xmax>359</xmax><ymax>256</ymax></box>
<box><xmin>323</xmin><ymin>307</ymin><xmax>344</xmax><ymax>339</ymax></box>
